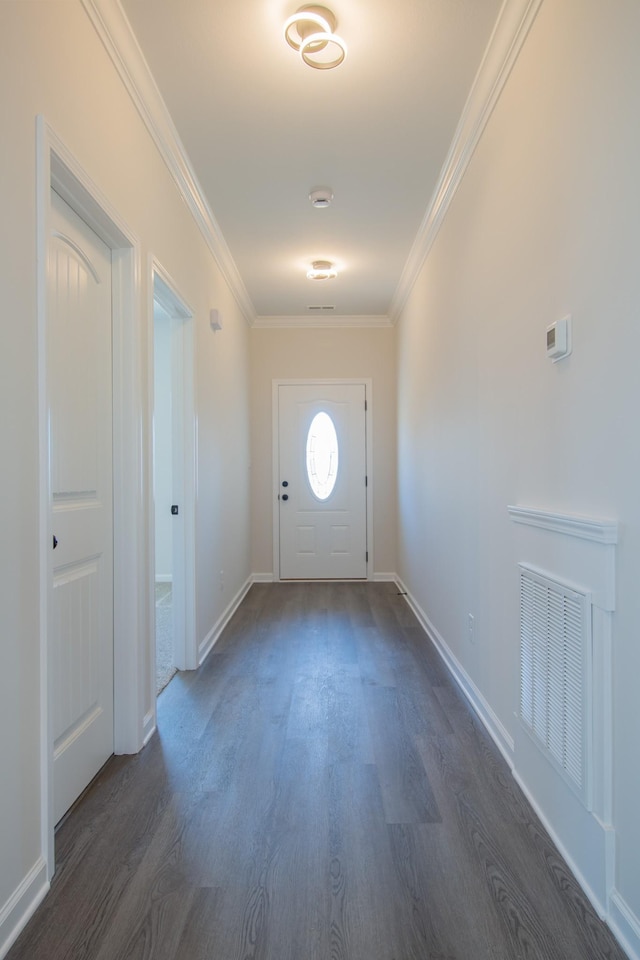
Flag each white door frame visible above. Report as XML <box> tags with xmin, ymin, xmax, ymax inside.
<box><xmin>272</xmin><ymin>379</ymin><xmax>374</xmax><ymax>581</ymax></box>
<box><xmin>37</xmin><ymin>119</ymin><xmax>145</xmax><ymax>877</ymax></box>
<box><xmin>149</xmin><ymin>262</ymin><xmax>197</xmax><ymax>684</ymax></box>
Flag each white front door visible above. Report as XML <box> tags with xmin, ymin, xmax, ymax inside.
<box><xmin>278</xmin><ymin>383</ymin><xmax>367</xmax><ymax>579</ymax></box>
<box><xmin>49</xmin><ymin>189</ymin><xmax>114</xmax><ymax>823</ymax></box>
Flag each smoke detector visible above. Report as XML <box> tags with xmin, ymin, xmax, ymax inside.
<box><xmin>309</xmin><ymin>187</ymin><xmax>334</xmax><ymax>208</ymax></box>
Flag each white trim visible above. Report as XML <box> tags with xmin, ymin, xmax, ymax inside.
<box><xmin>150</xmin><ymin>260</ymin><xmax>198</xmax><ymax>679</ymax></box>
<box><xmin>252</xmin><ymin>573</ymin><xmax>275</xmax><ymax>583</ymax></box>
<box><xmin>80</xmin><ymin>0</ymin><xmax>255</xmax><ymax>325</ymax></box>
<box><xmin>111</xmin><ymin>244</ymin><xmax>147</xmax><ymax>757</ymax></box>
<box><xmin>609</xmin><ymin>890</ymin><xmax>640</xmax><ymax>960</ymax></box>
<box><xmin>508</xmin><ymin>504</ymin><xmax>617</xmax><ymax>614</ymax></box>
<box><xmin>0</xmin><ymin>858</ymin><xmax>49</xmax><ymax>960</ymax></box>
<box><xmin>36</xmin><ymin>119</ymin><xmax>145</xmax><ymax>893</ymax></box>
<box><xmin>252</xmin><ymin>314</ymin><xmax>392</xmax><ymax>329</ymax></box>
<box><xmin>511</xmin><ymin>763</ymin><xmax>609</xmax><ymax>919</ymax></box>
<box><xmin>389</xmin><ymin>0</ymin><xmax>544</xmax><ymax>322</ymax></box>
<box><xmin>80</xmin><ymin>1</ymin><xmax>542</xmax><ymax>331</ymax></box>
<box><xmin>373</xmin><ymin>572</ymin><xmax>397</xmax><ymax>582</ymax></box>
<box><xmin>509</xmin><ymin>504</ymin><xmax>618</xmax><ymax>918</ymax></box>
<box><xmin>36</xmin><ymin>116</ymin><xmax>55</xmax><ymax>880</ymax></box>
<box><xmin>271</xmin><ymin>379</ymin><xmax>374</xmax><ymax>582</ymax></box>
<box><xmin>154</xmin><ymin>574</ymin><xmax>173</xmax><ymax>584</ymax></box>
<box><xmin>396</xmin><ymin>577</ymin><xmax>515</xmax><ymax>764</ymax></box>
<box><xmin>397</xmin><ymin>575</ymin><xmax>635</xmax><ymax>959</ymax></box>
<box><xmin>508</xmin><ymin>505</ymin><xmax>618</xmax><ymax>544</ymax></box>
<box><xmin>198</xmin><ymin>577</ymin><xmax>253</xmax><ymax>665</ymax></box>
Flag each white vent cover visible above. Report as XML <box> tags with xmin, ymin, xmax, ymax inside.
<box><xmin>519</xmin><ymin>565</ymin><xmax>592</xmax><ymax>804</ymax></box>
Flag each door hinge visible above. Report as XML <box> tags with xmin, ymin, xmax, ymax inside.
<box><xmin>364</xmin><ymin>400</ymin><xmax>367</xmax><ymax>411</ymax></box>
<box><xmin>365</xmin><ymin>475</ymin><xmax>368</xmax><ymax>486</ymax></box>
<box><xmin>366</xmin><ymin>551</ymin><xmax>369</xmax><ymax>562</ymax></box>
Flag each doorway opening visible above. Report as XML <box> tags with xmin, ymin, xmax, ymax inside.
<box><xmin>152</xmin><ymin>268</ymin><xmax>196</xmax><ymax>695</ymax></box>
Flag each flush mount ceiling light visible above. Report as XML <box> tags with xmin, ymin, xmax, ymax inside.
<box><xmin>307</xmin><ymin>260</ymin><xmax>337</xmax><ymax>280</ymax></box>
<box><xmin>309</xmin><ymin>187</ymin><xmax>334</xmax><ymax>208</ymax></box>
<box><xmin>284</xmin><ymin>5</ymin><xmax>347</xmax><ymax>70</ymax></box>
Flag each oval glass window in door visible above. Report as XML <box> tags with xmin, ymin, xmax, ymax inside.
<box><xmin>306</xmin><ymin>411</ymin><xmax>339</xmax><ymax>500</ymax></box>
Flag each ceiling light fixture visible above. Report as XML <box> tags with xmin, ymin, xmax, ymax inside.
<box><xmin>307</xmin><ymin>260</ymin><xmax>337</xmax><ymax>280</ymax></box>
<box><xmin>309</xmin><ymin>187</ymin><xmax>334</xmax><ymax>208</ymax></box>
<box><xmin>284</xmin><ymin>5</ymin><xmax>347</xmax><ymax>70</ymax></box>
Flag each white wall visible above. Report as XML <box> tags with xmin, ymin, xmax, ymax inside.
<box><xmin>250</xmin><ymin>326</ymin><xmax>397</xmax><ymax>578</ymax></box>
<box><xmin>396</xmin><ymin>0</ymin><xmax>640</xmax><ymax>955</ymax></box>
<box><xmin>0</xmin><ymin>2</ymin><xmax>251</xmax><ymax>951</ymax></box>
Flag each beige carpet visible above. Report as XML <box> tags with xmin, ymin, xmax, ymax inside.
<box><xmin>155</xmin><ymin>582</ymin><xmax>177</xmax><ymax>695</ymax></box>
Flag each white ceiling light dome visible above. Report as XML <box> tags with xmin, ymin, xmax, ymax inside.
<box><xmin>307</xmin><ymin>260</ymin><xmax>337</xmax><ymax>280</ymax></box>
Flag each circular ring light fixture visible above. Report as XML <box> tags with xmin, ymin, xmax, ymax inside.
<box><xmin>284</xmin><ymin>5</ymin><xmax>346</xmax><ymax>69</ymax></box>
<box><xmin>284</xmin><ymin>6</ymin><xmax>333</xmax><ymax>51</ymax></box>
<box><xmin>307</xmin><ymin>260</ymin><xmax>337</xmax><ymax>280</ymax></box>
<box><xmin>300</xmin><ymin>31</ymin><xmax>347</xmax><ymax>69</ymax></box>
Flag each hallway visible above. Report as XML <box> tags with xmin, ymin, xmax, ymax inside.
<box><xmin>7</xmin><ymin>583</ymin><xmax>627</xmax><ymax>960</ymax></box>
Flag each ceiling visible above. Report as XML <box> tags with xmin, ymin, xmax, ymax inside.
<box><xmin>118</xmin><ymin>0</ymin><xmax>503</xmax><ymax>323</ymax></box>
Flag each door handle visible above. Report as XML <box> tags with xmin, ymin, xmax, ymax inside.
<box><xmin>282</xmin><ymin>494</ymin><xmax>289</xmax><ymax>501</ymax></box>
<box><xmin>52</xmin><ymin>535</ymin><xmax>58</xmax><ymax>549</ymax></box>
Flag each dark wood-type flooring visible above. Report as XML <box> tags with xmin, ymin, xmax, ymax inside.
<box><xmin>8</xmin><ymin>582</ymin><xmax>628</xmax><ymax>960</ymax></box>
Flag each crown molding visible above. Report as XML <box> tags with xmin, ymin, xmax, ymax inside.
<box><xmin>252</xmin><ymin>314</ymin><xmax>393</xmax><ymax>329</ymax></box>
<box><xmin>81</xmin><ymin>0</ymin><xmax>257</xmax><ymax>326</ymax></box>
<box><xmin>389</xmin><ymin>0</ymin><xmax>544</xmax><ymax>323</ymax></box>
<box><xmin>82</xmin><ymin>0</ymin><xmax>543</xmax><ymax>331</ymax></box>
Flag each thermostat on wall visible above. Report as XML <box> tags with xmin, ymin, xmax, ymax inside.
<box><xmin>546</xmin><ymin>315</ymin><xmax>572</xmax><ymax>362</ymax></box>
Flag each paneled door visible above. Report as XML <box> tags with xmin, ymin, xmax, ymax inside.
<box><xmin>278</xmin><ymin>383</ymin><xmax>367</xmax><ymax>579</ymax></box>
<box><xmin>49</xmin><ymin>189</ymin><xmax>114</xmax><ymax>823</ymax></box>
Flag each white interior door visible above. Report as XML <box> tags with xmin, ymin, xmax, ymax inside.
<box><xmin>278</xmin><ymin>383</ymin><xmax>367</xmax><ymax>579</ymax></box>
<box><xmin>49</xmin><ymin>189</ymin><xmax>114</xmax><ymax>823</ymax></box>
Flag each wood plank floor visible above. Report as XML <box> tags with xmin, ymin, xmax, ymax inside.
<box><xmin>8</xmin><ymin>582</ymin><xmax>628</xmax><ymax>960</ymax></box>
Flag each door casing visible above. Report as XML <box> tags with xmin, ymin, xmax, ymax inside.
<box><xmin>272</xmin><ymin>379</ymin><xmax>374</xmax><ymax>581</ymax></box>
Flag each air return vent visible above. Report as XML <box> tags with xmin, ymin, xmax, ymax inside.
<box><xmin>519</xmin><ymin>564</ymin><xmax>592</xmax><ymax>804</ymax></box>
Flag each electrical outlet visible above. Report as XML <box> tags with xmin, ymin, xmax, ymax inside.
<box><xmin>468</xmin><ymin>613</ymin><xmax>475</xmax><ymax>644</ymax></box>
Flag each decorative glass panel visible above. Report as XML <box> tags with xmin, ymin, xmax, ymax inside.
<box><xmin>306</xmin><ymin>412</ymin><xmax>339</xmax><ymax>500</ymax></box>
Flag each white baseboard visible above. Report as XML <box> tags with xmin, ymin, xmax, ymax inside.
<box><xmin>397</xmin><ymin>577</ymin><xmax>639</xmax><ymax>960</ymax></box>
<box><xmin>198</xmin><ymin>577</ymin><xmax>253</xmax><ymax>665</ymax></box>
<box><xmin>251</xmin><ymin>572</ymin><xmax>397</xmax><ymax>583</ymax></box>
<box><xmin>154</xmin><ymin>574</ymin><xmax>172</xmax><ymax>584</ymax></box>
<box><xmin>609</xmin><ymin>890</ymin><xmax>640</xmax><ymax>960</ymax></box>
<box><xmin>0</xmin><ymin>858</ymin><xmax>49</xmax><ymax>960</ymax></box>
<box><xmin>511</xmin><ymin>763</ymin><xmax>609</xmax><ymax>918</ymax></box>
<box><xmin>396</xmin><ymin>577</ymin><xmax>514</xmax><ymax>765</ymax></box>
